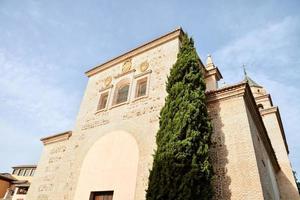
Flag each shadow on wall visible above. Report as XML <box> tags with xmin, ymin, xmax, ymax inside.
<box><xmin>277</xmin><ymin>169</ymin><xmax>300</xmax><ymax>199</ymax></box>
<box><xmin>208</xmin><ymin>100</ymin><xmax>232</xmax><ymax>200</ymax></box>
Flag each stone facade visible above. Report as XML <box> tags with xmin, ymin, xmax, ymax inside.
<box><xmin>27</xmin><ymin>28</ymin><xmax>299</xmax><ymax>200</ymax></box>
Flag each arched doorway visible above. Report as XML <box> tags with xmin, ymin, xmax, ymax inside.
<box><xmin>74</xmin><ymin>131</ymin><xmax>139</xmax><ymax>200</ymax></box>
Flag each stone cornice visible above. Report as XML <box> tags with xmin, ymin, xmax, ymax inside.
<box><xmin>85</xmin><ymin>28</ymin><xmax>183</xmax><ymax>77</ymax></box>
<box><xmin>255</xmin><ymin>94</ymin><xmax>273</xmax><ymax>106</ymax></box>
<box><xmin>40</xmin><ymin>131</ymin><xmax>72</xmax><ymax>145</ymax></box>
<box><xmin>207</xmin><ymin>83</ymin><xmax>280</xmax><ymax>171</ymax></box>
<box><xmin>204</xmin><ymin>67</ymin><xmax>223</xmax><ymax>81</ymax></box>
<box><xmin>206</xmin><ymin>83</ymin><xmax>247</xmax><ymax>103</ymax></box>
<box><xmin>260</xmin><ymin>107</ymin><xmax>278</xmax><ymax>115</ymax></box>
<box><xmin>260</xmin><ymin>107</ymin><xmax>289</xmax><ymax>154</ymax></box>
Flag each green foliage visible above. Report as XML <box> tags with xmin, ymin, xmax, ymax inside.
<box><xmin>293</xmin><ymin>171</ymin><xmax>300</xmax><ymax>194</ymax></box>
<box><xmin>146</xmin><ymin>33</ymin><xmax>214</xmax><ymax>200</ymax></box>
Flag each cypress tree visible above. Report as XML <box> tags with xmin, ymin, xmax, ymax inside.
<box><xmin>146</xmin><ymin>33</ymin><xmax>214</xmax><ymax>200</ymax></box>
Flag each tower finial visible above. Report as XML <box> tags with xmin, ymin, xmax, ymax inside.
<box><xmin>243</xmin><ymin>64</ymin><xmax>247</xmax><ymax>76</ymax></box>
<box><xmin>206</xmin><ymin>54</ymin><xmax>215</xmax><ymax>69</ymax></box>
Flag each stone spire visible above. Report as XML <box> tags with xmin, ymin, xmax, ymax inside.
<box><xmin>242</xmin><ymin>64</ymin><xmax>262</xmax><ymax>88</ymax></box>
<box><xmin>204</xmin><ymin>54</ymin><xmax>222</xmax><ymax>91</ymax></box>
<box><xmin>206</xmin><ymin>54</ymin><xmax>215</xmax><ymax>70</ymax></box>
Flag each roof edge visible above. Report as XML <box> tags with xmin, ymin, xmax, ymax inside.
<box><xmin>85</xmin><ymin>27</ymin><xmax>184</xmax><ymax>77</ymax></box>
<box><xmin>12</xmin><ymin>165</ymin><xmax>37</xmax><ymax>169</ymax></box>
<box><xmin>40</xmin><ymin>131</ymin><xmax>72</xmax><ymax>145</ymax></box>
<box><xmin>206</xmin><ymin>83</ymin><xmax>280</xmax><ymax>171</ymax></box>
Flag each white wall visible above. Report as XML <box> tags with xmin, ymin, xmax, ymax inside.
<box><xmin>73</xmin><ymin>131</ymin><xmax>139</xmax><ymax>200</ymax></box>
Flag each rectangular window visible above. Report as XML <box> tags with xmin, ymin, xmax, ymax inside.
<box><xmin>136</xmin><ymin>77</ymin><xmax>147</xmax><ymax>98</ymax></box>
<box><xmin>17</xmin><ymin>186</ymin><xmax>28</xmax><ymax>195</ymax></box>
<box><xmin>90</xmin><ymin>191</ymin><xmax>113</xmax><ymax>200</ymax></box>
<box><xmin>98</xmin><ymin>92</ymin><xmax>109</xmax><ymax>110</ymax></box>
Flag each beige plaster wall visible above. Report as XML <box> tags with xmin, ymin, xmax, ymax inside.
<box><xmin>26</xmin><ymin>137</ymin><xmax>75</xmax><ymax>200</ymax></box>
<box><xmin>27</xmin><ymin>32</ymin><xmax>298</xmax><ymax>200</ymax></box>
<box><xmin>262</xmin><ymin>113</ymin><xmax>300</xmax><ymax>199</ymax></box>
<box><xmin>27</xmin><ymin>37</ymin><xmax>180</xmax><ymax>200</ymax></box>
<box><xmin>73</xmin><ymin>131</ymin><xmax>139</xmax><ymax>200</ymax></box>
<box><xmin>245</xmin><ymin>106</ymin><xmax>280</xmax><ymax>200</ymax></box>
<box><xmin>205</xmin><ymin>76</ymin><xmax>217</xmax><ymax>91</ymax></box>
<box><xmin>208</xmin><ymin>96</ymin><xmax>265</xmax><ymax>200</ymax></box>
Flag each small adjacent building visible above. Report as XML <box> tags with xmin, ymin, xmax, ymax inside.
<box><xmin>1</xmin><ymin>165</ymin><xmax>36</xmax><ymax>200</ymax></box>
<box><xmin>0</xmin><ymin>173</ymin><xmax>16</xmax><ymax>199</ymax></box>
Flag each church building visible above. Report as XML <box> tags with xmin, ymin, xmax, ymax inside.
<box><xmin>27</xmin><ymin>28</ymin><xmax>299</xmax><ymax>200</ymax></box>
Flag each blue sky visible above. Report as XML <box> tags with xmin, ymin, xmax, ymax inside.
<box><xmin>0</xmin><ymin>0</ymin><xmax>299</xmax><ymax>178</ymax></box>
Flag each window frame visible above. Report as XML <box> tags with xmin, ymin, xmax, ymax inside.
<box><xmin>16</xmin><ymin>186</ymin><xmax>29</xmax><ymax>195</ymax></box>
<box><xmin>112</xmin><ymin>79</ymin><xmax>131</xmax><ymax>107</ymax></box>
<box><xmin>135</xmin><ymin>77</ymin><xmax>148</xmax><ymax>98</ymax></box>
<box><xmin>89</xmin><ymin>191</ymin><xmax>114</xmax><ymax>200</ymax></box>
<box><xmin>97</xmin><ymin>91</ymin><xmax>109</xmax><ymax>111</ymax></box>
<box><xmin>115</xmin><ymin>84</ymin><xmax>130</xmax><ymax>104</ymax></box>
<box><xmin>133</xmin><ymin>70</ymin><xmax>151</xmax><ymax>101</ymax></box>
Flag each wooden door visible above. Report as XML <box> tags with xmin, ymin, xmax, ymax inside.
<box><xmin>92</xmin><ymin>191</ymin><xmax>113</xmax><ymax>200</ymax></box>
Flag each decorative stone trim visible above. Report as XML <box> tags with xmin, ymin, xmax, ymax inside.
<box><xmin>260</xmin><ymin>106</ymin><xmax>289</xmax><ymax>154</ymax></box>
<box><xmin>109</xmin><ymin>101</ymin><xmax>129</xmax><ymax>109</ymax></box>
<box><xmin>132</xmin><ymin>95</ymin><xmax>148</xmax><ymax>102</ymax></box>
<box><xmin>206</xmin><ymin>83</ymin><xmax>246</xmax><ymax>103</ymax></box>
<box><xmin>99</xmin><ymin>84</ymin><xmax>113</xmax><ymax>92</ymax></box>
<box><xmin>260</xmin><ymin>106</ymin><xmax>278</xmax><ymax>115</ymax></box>
<box><xmin>134</xmin><ymin>69</ymin><xmax>152</xmax><ymax>79</ymax></box>
<box><xmin>40</xmin><ymin>131</ymin><xmax>72</xmax><ymax>145</ymax></box>
<box><xmin>114</xmin><ymin>69</ymin><xmax>136</xmax><ymax>79</ymax></box>
<box><xmin>85</xmin><ymin>28</ymin><xmax>183</xmax><ymax>77</ymax></box>
<box><xmin>94</xmin><ymin>108</ymin><xmax>108</xmax><ymax>114</ymax></box>
<box><xmin>255</xmin><ymin>94</ymin><xmax>273</xmax><ymax>106</ymax></box>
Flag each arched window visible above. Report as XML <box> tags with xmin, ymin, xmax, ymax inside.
<box><xmin>114</xmin><ymin>79</ymin><xmax>130</xmax><ymax>105</ymax></box>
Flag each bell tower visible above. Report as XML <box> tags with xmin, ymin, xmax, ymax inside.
<box><xmin>243</xmin><ymin>68</ymin><xmax>299</xmax><ymax>199</ymax></box>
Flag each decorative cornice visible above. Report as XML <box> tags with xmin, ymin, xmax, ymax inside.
<box><xmin>206</xmin><ymin>83</ymin><xmax>247</xmax><ymax>103</ymax></box>
<box><xmin>260</xmin><ymin>107</ymin><xmax>278</xmax><ymax>115</ymax></box>
<box><xmin>204</xmin><ymin>67</ymin><xmax>223</xmax><ymax>81</ymax></box>
<box><xmin>85</xmin><ymin>28</ymin><xmax>183</xmax><ymax>77</ymax></box>
<box><xmin>255</xmin><ymin>94</ymin><xmax>273</xmax><ymax>106</ymax></box>
<box><xmin>134</xmin><ymin>69</ymin><xmax>152</xmax><ymax>79</ymax></box>
<box><xmin>40</xmin><ymin>131</ymin><xmax>72</xmax><ymax>145</ymax></box>
<box><xmin>114</xmin><ymin>69</ymin><xmax>136</xmax><ymax>79</ymax></box>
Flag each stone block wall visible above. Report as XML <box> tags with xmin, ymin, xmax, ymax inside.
<box><xmin>208</xmin><ymin>95</ymin><xmax>265</xmax><ymax>200</ymax></box>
